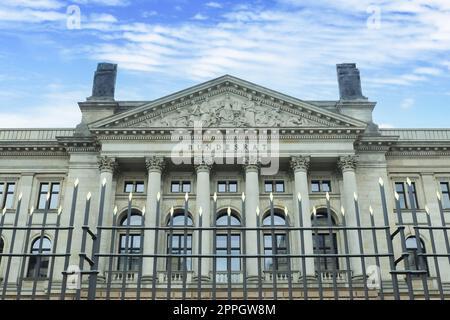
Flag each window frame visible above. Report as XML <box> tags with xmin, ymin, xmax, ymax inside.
<box><xmin>170</xmin><ymin>180</ymin><xmax>192</xmax><ymax>193</ymax></box>
<box><xmin>166</xmin><ymin>211</ymin><xmax>194</xmax><ymax>272</ymax></box>
<box><xmin>310</xmin><ymin>179</ymin><xmax>332</xmax><ymax>193</ymax></box>
<box><xmin>262</xmin><ymin>211</ymin><xmax>289</xmax><ymax>272</ymax></box>
<box><xmin>264</xmin><ymin>180</ymin><xmax>285</xmax><ymax>193</ymax></box>
<box><xmin>37</xmin><ymin>182</ymin><xmax>61</xmax><ymax>210</ymax></box>
<box><xmin>0</xmin><ymin>182</ymin><xmax>16</xmax><ymax>209</ymax></box>
<box><xmin>440</xmin><ymin>182</ymin><xmax>450</xmax><ymax>209</ymax></box>
<box><xmin>27</xmin><ymin>236</ymin><xmax>52</xmax><ymax>279</ymax></box>
<box><xmin>116</xmin><ymin>211</ymin><xmax>143</xmax><ymax>272</ymax></box>
<box><xmin>395</xmin><ymin>181</ymin><xmax>419</xmax><ymax>209</ymax></box>
<box><xmin>217</xmin><ymin>180</ymin><xmax>238</xmax><ymax>193</ymax></box>
<box><xmin>123</xmin><ymin>180</ymin><xmax>145</xmax><ymax>194</ymax></box>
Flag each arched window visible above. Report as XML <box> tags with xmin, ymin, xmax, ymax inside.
<box><xmin>27</xmin><ymin>236</ymin><xmax>52</xmax><ymax>278</ymax></box>
<box><xmin>406</xmin><ymin>236</ymin><xmax>428</xmax><ymax>276</ymax></box>
<box><xmin>167</xmin><ymin>210</ymin><xmax>193</xmax><ymax>272</ymax></box>
<box><xmin>262</xmin><ymin>210</ymin><xmax>288</xmax><ymax>272</ymax></box>
<box><xmin>312</xmin><ymin>209</ymin><xmax>339</xmax><ymax>272</ymax></box>
<box><xmin>117</xmin><ymin>210</ymin><xmax>143</xmax><ymax>271</ymax></box>
<box><xmin>215</xmin><ymin>210</ymin><xmax>241</xmax><ymax>274</ymax></box>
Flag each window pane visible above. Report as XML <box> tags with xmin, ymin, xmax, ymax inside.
<box><xmin>182</xmin><ymin>182</ymin><xmax>191</xmax><ymax>193</ymax></box>
<box><xmin>38</xmin><ymin>194</ymin><xmax>47</xmax><ymax>210</ymax></box>
<box><xmin>51</xmin><ymin>183</ymin><xmax>60</xmax><ymax>193</ymax></box>
<box><xmin>216</xmin><ymin>235</ymin><xmax>227</xmax><ymax>248</ymax></box>
<box><xmin>40</xmin><ymin>183</ymin><xmax>49</xmax><ymax>193</ymax></box>
<box><xmin>218</xmin><ymin>182</ymin><xmax>226</xmax><ymax>193</ymax></box>
<box><xmin>264</xmin><ymin>182</ymin><xmax>273</xmax><ymax>193</ymax></box>
<box><xmin>322</xmin><ymin>181</ymin><xmax>331</xmax><ymax>192</ymax></box>
<box><xmin>228</xmin><ymin>181</ymin><xmax>237</xmax><ymax>193</ymax></box>
<box><xmin>7</xmin><ymin>183</ymin><xmax>15</xmax><ymax>193</ymax></box>
<box><xmin>311</xmin><ymin>181</ymin><xmax>320</xmax><ymax>192</ymax></box>
<box><xmin>263</xmin><ymin>214</ymin><xmax>286</xmax><ymax>226</ymax></box>
<box><xmin>275</xmin><ymin>181</ymin><xmax>284</xmax><ymax>192</ymax></box>
<box><xmin>171</xmin><ymin>182</ymin><xmax>180</xmax><ymax>193</ymax></box>
<box><xmin>135</xmin><ymin>182</ymin><xmax>145</xmax><ymax>193</ymax></box>
<box><xmin>4</xmin><ymin>193</ymin><xmax>14</xmax><ymax>209</ymax></box>
<box><xmin>441</xmin><ymin>182</ymin><xmax>449</xmax><ymax>193</ymax></box>
<box><xmin>0</xmin><ymin>183</ymin><xmax>4</xmax><ymax>194</ymax></box>
<box><xmin>50</xmin><ymin>194</ymin><xmax>59</xmax><ymax>209</ymax></box>
<box><xmin>395</xmin><ymin>182</ymin><xmax>404</xmax><ymax>193</ymax></box>
<box><xmin>230</xmin><ymin>235</ymin><xmax>240</xmax><ymax>247</ymax></box>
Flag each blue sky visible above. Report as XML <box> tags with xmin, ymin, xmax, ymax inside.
<box><xmin>0</xmin><ymin>0</ymin><xmax>449</xmax><ymax>128</ymax></box>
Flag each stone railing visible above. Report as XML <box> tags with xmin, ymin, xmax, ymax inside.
<box><xmin>159</xmin><ymin>271</ymin><xmax>194</xmax><ymax>283</ymax></box>
<box><xmin>110</xmin><ymin>271</ymin><xmax>138</xmax><ymax>282</ymax></box>
<box><xmin>215</xmin><ymin>272</ymin><xmax>243</xmax><ymax>283</ymax></box>
<box><xmin>316</xmin><ymin>270</ymin><xmax>350</xmax><ymax>282</ymax></box>
<box><xmin>263</xmin><ymin>271</ymin><xmax>299</xmax><ymax>282</ymax></box>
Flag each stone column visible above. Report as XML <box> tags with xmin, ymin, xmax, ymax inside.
<box><xmin>195</xmin><ymin>163</ymin><xmax>211</xmax><ymax>280</ymax></box>
<box><xmin>97</xmin><ymin>156</ymin><xmax>117</xmax><ymax>280</ymax></box>
<box><xmin>244</xmin><ymin>163</ymin><xmax>260</xmax><ymax>281</ymax></box>
<box><xmin>143</xmin><ymin>156</ymin><xmax>165</xmax><ymax>281</ymax></box>
<box><xmin>290</xmin><ymin>156</ymin><xmax>316</xmax><ymax>279</ymax></box>
<box><xmin>338</xmin><ymin>155</ymin><xmax>363</xmax><ymax>277</ymax></box>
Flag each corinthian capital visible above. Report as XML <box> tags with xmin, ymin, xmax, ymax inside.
<box><xmin>98</xmin><ymin>156</ymin><xmax>118</xmax><ymax>173</ymax></box>
<box><xmin>195</xmin><ymin>162</ymin><xmax>212</xmax><ymax>173</ymax></box>
<box><xmin>145</xmin><ymin>156</ymin><xmax>165</xmax><ymax>173</ymax></box>
<box><xmin>338</xmin><ymin>155</ymin><xmax>358</xmax><ymax>172</ymax></box>
<box><xmin>290</xmin><ymin>156</ymin><xmax>310</xmax><ymax>172</ymax></box>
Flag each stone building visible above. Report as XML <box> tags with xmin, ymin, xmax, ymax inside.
<box><xmin>0</xmin><ymin>63</ymin><xmax>449</xmax><ymax>299</ymax></box>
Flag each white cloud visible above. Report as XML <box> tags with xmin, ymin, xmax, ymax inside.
<box><xmin>379</xmin><ymin>123</ymin><xmax>395</xmax><ymax>129</ymax></box>
<box><xmin>1</xmin><ymin>0</ymin><xmax>64</xmax><ymax>9</ymax></box>
<box><xmin>72</xmin><ymin>0</ymin><xmax>130</xmax><ymax>6</ymax></box>
<box><xmin>206</xmin><ymin>2</ymin><xmax>223</xmax><ymax>9</ymax></box>
<box><xmin>192</xmin><ymin>13</ymin><xmax>208</xmax><ymax>20</ymax></box>
<box><xmin>142</xmin><ymin>11</ymin><xmax>157</xmax><ymax>18</ymax></box>
<box><xmin>413</xmin><ymin>67</ymin><xmax>442</xmax><ymax>76</ymax></box>
<box><xmin>401</xmin><ymin>98</ymin><xmax>415</xmax><ymax>110</ymax></box>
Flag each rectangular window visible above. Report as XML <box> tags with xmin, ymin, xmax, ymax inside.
<box><xmin>395</xmin><ymin>181</ymin><xmax>419</xmax><ymax>209</ymax></box>
<box><xmin>313</xmin><ymin>233</ymin><xmax>339</xmax><ymax>271</ymax></box>
<box><xmin>311</xmin><ymin>180</ymin><xmax>332</xmax><ymax>193</ymax></box>
<box><xmin>217</xmin><ymin>181</ymin><xmax>238</xmax><ymax>193</ymax></box>
<box><xmin>37</xmin><ymin>182</ymin><xmax>60</xmax><ymax>210</ymax></box>
<box><xmin>124</xmin><ymin>181</ymin><xmax>145</xmax><ymax>193</ymax></box>
<box><xmin>216</xmin><ymin>234</ymin><xmax>241</xmax><ymax>271</ymax></box>
<box><xmin>118</xmin><ymin>234</ymin><xmax>142</xmax><ymax>271</ymax></box>
<box><xmin>264</xmin><ymin>234</ymin><xmax>288</xmax><ymax>271</ymax></box>
<box><xmin>171</xmin><ymin>182</ymin><xmax>180</xmax><ymax>193</ymax></box>
<box><xmin>264</xmin><ymin>180</ymin><xmax>285</xmax><ymax>193</ymax></box>
<box><xmin>440</xmin><ymin>182</ymin><xmax>450</xmax><ymax>209</ymax></box>
<box><xmin>2</xmin><ymin>182</ymin><xmax>15</xmax><ymax>209</ymax></box>
<box><xmin>167</xmin><ymin>234</ymin><xmax>192</xmax><ymax>271</ymax></box>
<box><xmin>395</xmin><ymin>182</ymin><xmax>407</xmax><ymax>209</ymax></box>
<box><xmin>171</xmin><ymin>181</ymin><xmax>191</xmax><ymax>193</ymax></box>
<box><xmin>182</xmin><ymin>181</ymin><xmax>191</xmax><ymax>193</ymax></box>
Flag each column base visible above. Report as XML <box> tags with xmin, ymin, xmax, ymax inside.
<box><xmin>193</xmin><ymin>275</ymin><xmax>211</xmax><ymax>282</ymax></box>
<box><xmin>246</xmin><ymin>275</ymin><xmax>263</xmax><ymax>283</ymax></box>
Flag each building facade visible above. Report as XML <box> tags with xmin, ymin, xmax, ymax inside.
<box><xmin>0</xmin><ymin>63</ymin><xmax>449</xmax><ymax>299</ymax></box>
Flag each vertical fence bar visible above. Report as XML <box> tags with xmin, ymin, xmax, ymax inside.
<box><xmin>341</xmin><ymin>206</ymin><xmax>353</xmax><ymax>300</ymax></box>
<box><xmin>369</xmin><ymin>206</ymin><xmax>384</xmax><ymax>300</ymax></box>
<box><xmin>378</xmin><ymin>178</ymin><xmax>400</xmax><ymax>300</ymax></box>
<box><xmin>60</xmin><ymin>181</ymin><xmax>79</xmax><ymax>300</ymax></box>
<box><xmin>269</xmin><ymin>193</ymin><xmax>277</xmax><ymax>300</ymax></box>
<box><xmin>326</xmin><ymin>193</ymin><xmax>338</xmax><ymax>300</ymax></box>
<box><xmin>106</xmin><ymin>206</ymin><xmax>117</xmax><ymax>300</ymax></box>
<box><xmin>31</xmin><ymin>193</ymin><xmax>51</xmax><ymax>299</ymax></box>
<box><xmin>227</xmin><ymin>207</ymin><xmax>232</xmax><ymax>300</ymax></box>
<box><xmin>46</xmin><ymin>207</ymin><xmax>62</xmax><ymax>299</ymax></box>
<box><xmin>256</xmin><ymin>206</ymin><xmax>262</xmax><ymax>299</ymax></box>
<box><xmin>394</xmin><ymin>192</ymin><xmax>414</xmax><ymax>300</ymax></box>
<box><xmin>297</xmin><ymin>194</ymin><xmax>308</xmax><ymax>300</ymax></box>
<box><xmin>241</xmin><ymin>193</ymin><xmax>247</xmax><ymax>300</ymax></box>
<box><xmin>151</xmin><ymin>193</ymin><xmax>161</xmax><ymax>300</ymax></box>
<box><xmin>166</xmin><ymin>207</ymin><xmax>174</xmax><ymax>300</ymax></box>
<box><xmin>76</xmin><ymin>194</ymin><xmax>91</xmax><ymax>300</ymax></box>
<box><xmin>436</xmin><ymin>192</ymin><xmax>450</xmax><ymax>266</ymax></box>
<box><xmin>88</xmin><ymin>178</ymin><xmax>107</xmax><ymax>300</ymax></box>
<box><xmin>284</xmin><ymin>207</ymin><xmax>292</xmax><ymax>300</ymax></box>
<box><xmin>212</xmin><ymin>194</ymin><xmax>217</xmax><ymax>300</ymax></box>
<box><xmin>197</xmin><ymin>207</ymin><xmax>202</xmax><ymax>300</ymax></box>
<box><xmin>406</xmin><ymin>178</ymin><xmax>429</xmax><ymax>300</ymax></box>
<box><xmin>120</xmin><ymin>193</ymin><xmax>133</xmax><ymax>300</ymax></box>
<box><xmin>353</xmin><ymin>193</ymin><xmax>368</xmax><ymax>300</ymax></box>
<box><xmin>1</xmin><ymin>193</ymin><xmax>22</xmax><ymax>299</ymax></box>
<box><xmin>312</xmin><ymin>207</ymin><xmax>323</xmax><ymax>300</ymax></box>
<box><xmin>17</xmin><ymin>207</ymin><xmax>34</xmax><ymax>299</ymax></box>
<box><xmin>136</xmin><ymin>206</ymin><xmax>145</xmax><ymax>300</ymax></box>
<box><xmin>425</xmin><ymin>206</ymin><xmax>444</xmax><ymax>300</ymax></box>
<box><xmin>182</xmin><ymin>193</ymin><xmax>188</xmax><ymax>300</ymax></box>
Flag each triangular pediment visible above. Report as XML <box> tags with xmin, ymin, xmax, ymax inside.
<box><xmin>90</xmin><ymin>75</ymin><xmax>367</xmax><ymax>129</ymax></box>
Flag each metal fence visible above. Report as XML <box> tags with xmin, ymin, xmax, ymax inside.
<box><xmin>1</xmin><ymin>177</ymin><xmax>449</xmax><ymax>300</ymax></box>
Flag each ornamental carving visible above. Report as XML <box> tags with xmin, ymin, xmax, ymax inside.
<box><xmin>337</xmin><ymin>155</ymin><xmax>358</xmax><ymax>171</ymax></box>
<box><xmin>290</xmin><ymin>156</ymin><xmax>310</xmax><ymax>172</ymax></box>
<box><xmin>145</xmin><ymin>156</ymin><xmax>165</xmax><ymax>172</ymax></box>
<box><xmin>98</xmin><ymin>156</ymin><xmax>118</xmax><ymax>173</ymax></box>
<box><xmin>133</xmin><ymin>94</ymin><xmax>319</xmax><ymax>128</ymax></box>
<box><xmin>195</xmin><ymin>162</ymin><xmax>213</xmax><ymax>173</ymax></box>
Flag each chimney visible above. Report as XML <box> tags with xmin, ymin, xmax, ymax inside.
<box><xmin>88</xmin><ymin>62</ymin><xmax>117</xmax><ymax>101</ymax></box>
<box><xmin>336</xmin><ymin>63</ymin><xmax>367</xmax><ymax>100</ymax></box>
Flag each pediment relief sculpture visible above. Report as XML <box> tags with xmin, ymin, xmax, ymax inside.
<box><xmin>132</xmin><ymin>94</ymin><xmax>324</xmax><ymax>128</ymax></box>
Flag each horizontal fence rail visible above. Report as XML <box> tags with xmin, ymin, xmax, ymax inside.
<box><xmin>0</xmin><ymin>178</ymin><xmax>450</xmax><ymax>300</ymax></box>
